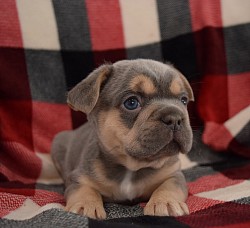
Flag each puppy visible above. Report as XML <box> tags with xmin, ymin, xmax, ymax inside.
<box><xmin>51</xmin><ymin>59</ymin><xmax>194</xmax><ymax>219</ymax></box>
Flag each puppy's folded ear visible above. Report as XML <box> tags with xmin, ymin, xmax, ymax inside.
<box><xmin>67</xmin><ymin>64</ymin><xmax>113</xmax><ymax>114</ymax></box>
<box><xmin>180</xmin><ymin>74</ymin><xmax>194</xmax><ymax>102</ymax></box>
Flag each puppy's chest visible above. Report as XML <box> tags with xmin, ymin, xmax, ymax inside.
<box><xmin>108</xmin><ymin>169</ymin><xmax>158</xmax><ymax>202</ymax></box>
<box><xmin>119</xmin><ymin>171</ymin><xmax>140</xmax><ymax>201</ymax></box>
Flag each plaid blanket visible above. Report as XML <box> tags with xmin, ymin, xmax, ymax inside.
<box><xmin>1</xmin><ymin>0</ymin><xmax>250</xmax><ymax>227</ymax></box>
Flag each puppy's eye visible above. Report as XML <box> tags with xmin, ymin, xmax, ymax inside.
<box><xmin>181</xmin><ymin>96</ymin><xmax>188</xmax><ymax>105</ymax></box>
<box><xmin>123</xmin><ymin>97</ymin><xmax>141</xmax><ymax>110</ymax></box>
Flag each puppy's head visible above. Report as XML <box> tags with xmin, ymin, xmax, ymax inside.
<box><xmin>68</xmin><ymin>59</ymin><xmax>194</xmax><ymax>163</ymax></box>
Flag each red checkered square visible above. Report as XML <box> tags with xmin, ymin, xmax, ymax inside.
<box><xmin>0</xmin><ymin>192</ymin><xmax>26</xmax><ymax>217</ymax></box>
<box><xmin>0</xmin><ymin>141</ymin><xmax>41</xmax><ymax>183</ymax></box>
<box><xmin>0</xmin><ymin>0</ymin><xmax>23</xmax><ymax>48</ymax></box>
<box><xmin>32</xmin><ymin>102</ymin><xmax>72</xmax><ymax>153</ymax></box>
<box><xmin>198</xmin><ymin>75</ymin><xmax>229</xmax><ymax>123</ymax></box>
<box><xmin>85</xmin><ymin>0</ymin><xmax>126</xmax><ymax>64</ymax></box>
<box><xmin>0</xmin><ymin>101</ymin><xmax>33</xmax><ymax>150</ymax></box>
<box><xmin>189</xmin><ymin>0</ymin><xmax>223</xmax><ymax>31</ymax></box>
<box><xmin>227</xmin><ymin>72</ymin><xmax>250</xmax><ymax>117</ymax></box>
<box><xmin>186</xmin><ymin>195</ymin><xmax>223</xmax><ymax>214</ymax></box>
<box><xmin>85</xmin><ymin>0</ymin><xmax>125</xmax><ymax>51</ymax></box>
<box><xmin>202</xmin><ymin>122</ymin><xmax>233</xmax><ymax>151</ymax></box>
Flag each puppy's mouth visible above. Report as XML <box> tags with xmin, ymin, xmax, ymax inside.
<box><xmin>125</xmin><ymin>134</ymin><xmax>185</xmax><ymax>162</ymax></box>
<box><xmin>148</xmin><ymin>140</ymin><xmax>182</xmax><ymax>161</ymax></box>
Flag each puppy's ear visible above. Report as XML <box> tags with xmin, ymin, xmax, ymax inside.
<box><xmin>67</xmin><ymin>64</ymin><xmax>113</xmax><ymax>114</ymax></box>
<box><xmin>179</xmin><ymin>74</ymin><xmax>194</xmax><ymax>102</ymax></box>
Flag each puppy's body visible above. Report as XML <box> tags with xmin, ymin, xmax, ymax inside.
<box><xmin>53</xmin><ymin>124</ymin><xmax>181</xmax><ymax>202</ymax></box>
<box><xmin>51</xmin><ymin>59</ymin><xmax>194</xmax><ymax>219</ymax></box>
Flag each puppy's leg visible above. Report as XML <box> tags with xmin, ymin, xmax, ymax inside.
<box><xmin>65</xmin><ymin>184</ymin><xmax>106</xmax><ymax>220</ymax></box>
<box><xmin>144</xmin><ymin>171</ymin><xmax>189</xmax><ymax>217</ymax></box>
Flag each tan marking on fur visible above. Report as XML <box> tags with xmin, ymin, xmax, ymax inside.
<box><xmin>65</xmin><ymin>183</ymin><xmax>106</xmax><ymax>219</ymax></box>
<box><xmin>130</xmin><ymin>74</ymin><xmax>157</xmax><ymax>94</ymax></box>
<box><xmin>144</xmin><ymin>168</ymin><xmax>189</xmax><ymax>216</ymax></box>
<box><xmin>79</xmin><ymin>169</ymin><xmax>117</xmax><ymax>199</ymax></box>
<box><xmin>170</xmin><ymin>77</ymin><xmax>182</xmax><ymax>95</ymax></box>
<box><xmin>122</xmin><ymin>103</ymin><xmax>159</xmax><ymax>161</ymax></box>
<box><xmin>168</xmin><ymin>66</ymin><xmax>194</xmax><ymax>101</ymax></box>
<box><xmin>98</xmin><ymin>109</ymin><xmax>129</xmax><ymax>158</ymax></box>
<box><xmin>78</xmin><ymin>173</ymin><xmax>127</xmax><ymax>202</ymax></box>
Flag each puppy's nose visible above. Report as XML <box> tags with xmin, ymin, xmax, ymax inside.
<box><xmin>161</xmin><ymin>115</ymin><xmax>183</xmax><ymax>131</ymax></box>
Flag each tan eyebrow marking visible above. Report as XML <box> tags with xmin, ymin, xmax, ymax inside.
<box><xmin>169</xmin><ymin>77</ymin><xmax>182</xmax><ymax>95</ymax></box>
<box><xmin>130</xmin><ymin>75</ymin><xmax>157</xmax><ymax>95</ymax></box>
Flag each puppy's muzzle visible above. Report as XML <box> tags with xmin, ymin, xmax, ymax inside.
<box><xmin>161</xmin><ymin>113</ymin><xmax>183</xmax><ymax>131</ymax></box>
<box><xmin>157</xmin><ymin>106</ymin><xmax>185</xmax><ymax>132</ymax></box>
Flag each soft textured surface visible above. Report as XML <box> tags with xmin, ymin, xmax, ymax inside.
<box><xmin>0</xmin><ymin>1</ymin><xmax>250</xmax><ymax>227</ymax></box>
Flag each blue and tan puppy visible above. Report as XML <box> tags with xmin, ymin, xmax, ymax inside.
<box><xmin>51</xmin><ymin>59</ymin><xmax>194</xmax><ymax>219</ymax></box>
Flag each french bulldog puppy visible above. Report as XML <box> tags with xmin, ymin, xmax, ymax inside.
<box><xmin>51</xmin><ymin>59</ymin><xmax>194</xmax><ymax>219</ymax></box>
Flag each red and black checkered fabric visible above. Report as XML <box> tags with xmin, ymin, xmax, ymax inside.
<box><xmin>0</xmin><ymin>1</ymin><xmax>250</xmax><ymax>227</ymax></box>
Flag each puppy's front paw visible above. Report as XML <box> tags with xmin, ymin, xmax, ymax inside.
<box><xmin>66</xmin><ymin>201</ymin><xmax>107</xmax><ymax>220</ymax></box>
<box><xmin>144</xmin><ymin>200</ymin><xmax>189</xmax><ymax>217</ymax></box>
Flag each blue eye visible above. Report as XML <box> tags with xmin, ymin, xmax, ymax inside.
<box><xmin>123</xmin><ymin>97</ymin><xmax>140</xmax><ymax>110</ymax></box>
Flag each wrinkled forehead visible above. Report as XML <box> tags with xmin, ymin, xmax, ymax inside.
<box><xmin>112</xmin><ymin>60</ymin><xmax>187</xmax><ymax>97</ymax></box>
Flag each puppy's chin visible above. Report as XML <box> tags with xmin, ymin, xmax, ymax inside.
<box><xmin>125</xmin><ymin>139</ymin><xmax>182</xmax><ymax>162</ymax></box>
<box><xmin>124</xmin><ymin>129</ymin><xmax>193</xmax><ymax>162</ymax></box>
<box><xmin>126</xmin><ymin>141</ymin><xmax>180</xmax><ymax>162</ymax></box>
